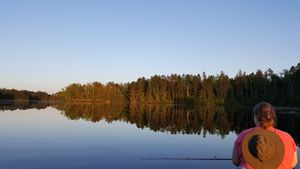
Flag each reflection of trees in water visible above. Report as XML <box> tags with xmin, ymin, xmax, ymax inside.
<box><xmin>52</xmin><ymin>103</ymin><xmax>126</xmax><ymax>123</ymax></box>
<box><xmin>226</xmin><ymin>105</ymin><xmax>300</xmax><ymax>145</ymax></box>
<box><xmin>0</xmin><ymin>100</ymin><xmax>50</xmax><ymax>111</ymax></box>
<box><xmin>54</xmin><ymin>103</ymin><xmax>231</xmax><ymax>138</ymax></box>
<box><xmin>55</xmin><ymin>103</ymin><xmax>300</xmax><ymax>143</ymax></box>
<box><xmin>1</xmin><ymin>102</ymin><xmax>298</xmax><ymax>144</ymax></box>
<box><xmin>277</xmin><ymin>112</ymin><xmax>300</xmax><ymax>145</ymax></box>
<box><xmin>226</xmin><ymin>105</ymin><xmax>253</xmax><ymax>134</ymax></box>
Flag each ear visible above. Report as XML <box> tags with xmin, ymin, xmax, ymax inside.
<box><xmin>254</xmin><ymin>116</ymin><xmax>259</xmax><ymax>126</ymax></box>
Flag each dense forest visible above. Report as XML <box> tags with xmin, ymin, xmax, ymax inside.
<box><xmin>1</xmin><ymin>63</ymin><xmax>300</xmax><ymax>105</ymax></box>
<box><xmin>0</xmin><ymin>89</ymin><xmax>50</xmax><ymax>101</ymax></box>
<box><xmin>55</xmin><ymin>63</ymin><xmax>300</xmax><ymax>105</ymax></box>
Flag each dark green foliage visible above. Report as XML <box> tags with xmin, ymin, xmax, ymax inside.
<box><xmin>55</xmin><ymin>63</ymin><xmax>300</xmax><ymax>105</ymax></box>
<box><xmin>227</xmin><ymin>63</ymin><xmax>300</xmax><ymax>105</ymax></box>
<box><xmin>0</xmin><ymin>89</ymin><xmax>50</xmax><ymax>101</ymax></box>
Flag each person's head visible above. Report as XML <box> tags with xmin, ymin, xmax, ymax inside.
<box><xmin>252</xmin><ymin>102</ymin><xmax>277</xmax><ymax>129</ymax></box>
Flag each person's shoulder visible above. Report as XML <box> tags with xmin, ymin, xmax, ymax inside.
<box><xmin>235</xmin><ymin>128</ymin><xmax>255</xmax><ymax>145</ymax></box>
<box><xmin>239</xmin><ymin>128</ymin><xmax>254</xmax><ymax>136</ymax></box>
<box><xmin>275</xmin><ymin>129</ymin><xmax>294</xmax><ymax>141</ymax></box>
<box><xmin>236</xmin><ymin>128</ymin><xmax>254</xmax><ymax>140</ymax></box>
<box><xmin>275</xmin><ymin>129</ymin><xmax>292</xmax><ymax>137</ymax></box>
<box><xmin>275</xmin><ymin>129</ymin><xmax>297</xmax><ymax>152</ymax></box>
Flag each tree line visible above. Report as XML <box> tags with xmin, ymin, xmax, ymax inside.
<box><xmin>0</xmin><ymin>88</ymin><xmax>50</xmax><ymax>101</ymax></box>
<box><xmin>1</xmin><ymin>63</ymin><xmax>299</xmax><ymax>105</ymax></box>
<box><xmin>53</xmin><ymin>82</ymin><xmax>127</xmax><ymax>104</ymax></box>
<box><xmin>55</xmin><ymin>63</ymin><xmax>300</xmax><ymax>105</ymax></box>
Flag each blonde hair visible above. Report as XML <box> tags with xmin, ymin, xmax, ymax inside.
<box><xmin>252</xmin><ymin>102</ymin><xmax>277</xmax><ymax>129</ymax></box>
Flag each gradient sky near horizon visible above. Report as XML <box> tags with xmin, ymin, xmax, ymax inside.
<box><xmin>1</xmin><ymin>0</ymin><xmax>299</xmax><ymax>94</ymax></box>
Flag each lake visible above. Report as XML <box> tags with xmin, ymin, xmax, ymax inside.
<box><xmin>0</xmin><ymin>102</ymin><xmax>299</xmax><ymax>169</ymax></box>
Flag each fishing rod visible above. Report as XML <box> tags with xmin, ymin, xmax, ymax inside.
<box><xmin>141</xmin><ymin>157</ymin><xmax>232</xmax><ymax>161</ymax></box>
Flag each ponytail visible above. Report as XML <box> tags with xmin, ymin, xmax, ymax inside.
<box><xmin>252</xmin><ymin>102</ymin><xmax>277</xmax><ymax>129</ymax></box>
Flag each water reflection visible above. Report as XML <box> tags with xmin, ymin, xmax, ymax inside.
<box><xmin>1</xmin><ymin>101</ymin><xmax>299</xmax><ymax>144</ymax></box>
<box><xmin>53</xmin><ymin>103</ymin><xmax>231</xmax><ymax>138</ymax></box>
<box><xmin>0</xmin><ymin>100</ymin><xmax>50</xmax><ymax>111</ymax></box>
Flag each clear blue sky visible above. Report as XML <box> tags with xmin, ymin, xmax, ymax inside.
<box><xmin>1</xmin><ymin>0</ymin><xmax>299</xmax><ymax>94</ymax></box>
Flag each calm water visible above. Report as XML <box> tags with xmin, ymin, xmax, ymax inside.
<box><xmin>0</xmin><ymin>102</ymin><xmax>299</xmax><ymax>169</ymax></box>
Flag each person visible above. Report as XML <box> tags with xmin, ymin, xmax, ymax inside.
<box><xmin>232</xmin><ymin>102</ymin><xmax>298</xmax><ymax>169</ymax></box>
